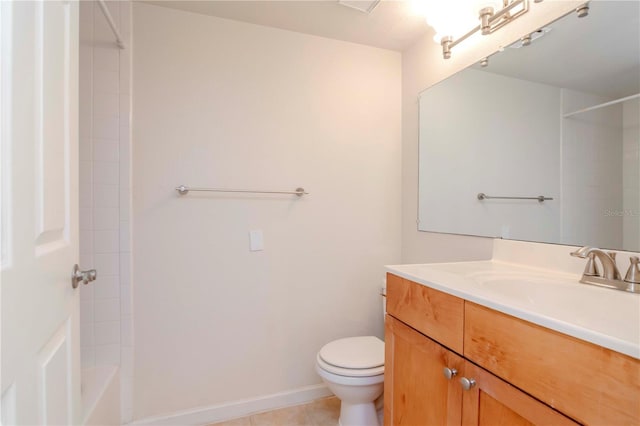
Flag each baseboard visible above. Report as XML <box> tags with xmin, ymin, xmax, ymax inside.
<box><xmin>129</xmin><ymin>384</ymin><xmax>332</xmax><ymax>425</ymax></box>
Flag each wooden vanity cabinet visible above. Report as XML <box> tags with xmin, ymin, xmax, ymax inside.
<box><xmin>384</xmin><ymin>273</ymin><xmax>639</xmax><ymax>426</ymax></box>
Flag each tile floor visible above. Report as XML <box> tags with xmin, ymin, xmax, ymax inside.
<box><xmin>209</xmin><ymin>397</ymin><xmax>341</xmax><ymax>426</ymax></box>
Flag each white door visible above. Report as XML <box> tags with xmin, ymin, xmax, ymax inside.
<box><xmin>1</xmin><ymin>1</ymin><xmax>84</xmax><ymax>425</ymax></box>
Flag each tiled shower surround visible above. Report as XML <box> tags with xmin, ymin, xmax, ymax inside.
<box><xmin>79</xmin><ymin>0</ymin><xmax>133</xmax><ymax>422</ymax></box>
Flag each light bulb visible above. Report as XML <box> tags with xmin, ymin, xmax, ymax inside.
<box><xmin>411</xmin><ymin>0</ymin><xmax>486</xmax><ymax>43</ymax></box>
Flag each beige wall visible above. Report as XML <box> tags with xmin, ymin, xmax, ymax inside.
<box><xmin>132</xmin><ymin>3</ymin><xmax>401</xmax><ymax>421</ymax></box>
<box><xmin>401</xmin><ymin>1</ymin><xmax>582</xmax><ymax>263</ymax></box>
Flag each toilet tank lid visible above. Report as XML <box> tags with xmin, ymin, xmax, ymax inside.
<box><xmin>319</xmin><ymin>336</ymin><xmax>384</xmax><ymax>369</ymax></box>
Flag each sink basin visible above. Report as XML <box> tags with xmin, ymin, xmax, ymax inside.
<box><xmin>467</xmin><ymin>270</ymin><xmax>562</xmax><ymax>284</ymax></box>
<box><xmin>461</xmin><ymin>267</ymin><xmax>637</xmax><ymax>333</ymax></box>
<box><xmin>465</xmin><ymin>270</ymin><xmax>577</xmax><ymax>308</ymax></box>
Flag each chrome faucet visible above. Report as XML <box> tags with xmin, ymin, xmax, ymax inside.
<box><xmin>570</xmin><ymin>246</ymin><xmax>621</xmax><ymax>280</ymax></box>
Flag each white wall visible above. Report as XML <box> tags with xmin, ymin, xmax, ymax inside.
<box><xmin>78</xmin><ymin>0</ymin><xmax>133</xmax><ymax>422</ymax></box>
<box><xmin>401</xmin><ymin>1</ymin><xmax>582</xmax><ymax>262</ymax></box>
<box><xmin>419</xmin><ymin>69</ymin><xmax>561</xmax><ymax>243</ymax></box>
<box><xmin>132</xmin><ymin>3</ymin><xmax>401</xmax><ymax>421</ymax></box>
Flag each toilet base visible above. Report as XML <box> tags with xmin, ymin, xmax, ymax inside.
<box><xmin>338</xmin><ymin>401</ymin><xmax>379</xmax><ymax>426</ymax></box>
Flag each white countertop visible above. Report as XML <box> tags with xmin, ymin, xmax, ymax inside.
<box><xmin>385</xmin><ymin>260</ymin><xmax>640</xmax><ymax>359</ymax></box>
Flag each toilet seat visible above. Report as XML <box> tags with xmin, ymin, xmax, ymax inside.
<box><xmin>317</xmin><ymin>336</ymin><xmax>384</xmax><ymax>377</ymax></box>
<box><xmin>317</xmin><ymin>354</ymin><xmax>384</xmax><ymax>377</ymax></box>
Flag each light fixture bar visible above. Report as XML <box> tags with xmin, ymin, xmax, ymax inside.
<box><xmin>487</xmin><ymin>0</ymin><xmax>530</xmax><ymax>33</ymax></box>
<box><xmin>441</xmin><ymin>0</ymin><xmax>531</xmax><ymax>59</ymax></box>
<box><xmin>441</xmin><ymin>23</ymin><xmax>481</xmax><ymax>59</ymax></box>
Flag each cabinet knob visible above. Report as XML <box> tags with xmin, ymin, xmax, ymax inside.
<box><xmin>443</xmin><ymin>367</ymin><xmax>458</xmax><ymax>380</ymax></box>
<box><xmin>460</xmin><ymin>377</ymin><xmax>476</xmax><ymax>390</ymax></box>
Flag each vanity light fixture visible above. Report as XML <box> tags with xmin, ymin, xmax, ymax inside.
<box><xmin>440</xmin><ymin>0</ymin><xmax>533</xmax><ymax>59</ymax></box>
<box><xmin>508</xmin><ymin>27</ymin><xmax>552</xmax><ymax>49</ymax></box>
<box><xmin>435</xmin><ymin>1</ymin><xmax>591</xmax><ymax>59</ymax></box>
<box><xmin>576</xmin><ymin>4</ymin><xmax>589</xmax><ymax>18</ymax></box>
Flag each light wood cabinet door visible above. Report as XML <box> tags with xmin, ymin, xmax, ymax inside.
<box><xmin>461</xmin><ymin>362</ymin><xmax>578</xmax><ymax>426</ymax></box>
<box><xmin>384</xmin><ymin>315</ymin><xmax>464</xmax><ymax>426</ymax></box>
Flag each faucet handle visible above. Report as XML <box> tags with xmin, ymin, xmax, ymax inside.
<box><xmin>624</xmin><ymin>256</ymin><xmax>640</xmax><ymax>284</ymax></box>
<box><xmin>583</xmin><ymin>252</ymin><xmax>600</xmax><ymax>277</ymax></box>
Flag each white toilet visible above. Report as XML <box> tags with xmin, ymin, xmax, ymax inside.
<box><xmin>315</xmin><ymin>335</ymin><xmax>385</xmax><ymax>426</ymax></box>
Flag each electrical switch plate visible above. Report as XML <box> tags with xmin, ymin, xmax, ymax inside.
<box><xmin>249</xmin><ymin>230</ymin><xmax>264</xmax><ymax>251</ymax></box>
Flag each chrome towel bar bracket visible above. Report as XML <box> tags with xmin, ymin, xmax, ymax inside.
<box><xmin>176</xmin><ymin>185</ymin><xmax>308</xmax><ymax>197</ymax></box>
<box><xmin>477</xmin><ymin>193</ymin><xmax>553</xmax><ymax>202</ymax></box>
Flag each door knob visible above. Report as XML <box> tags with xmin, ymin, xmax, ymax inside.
<box><xmin>72</xmin><ymin>264</ymin><xmax>97</xmax><ymax>289</ymax></box>
<box><xmin>443</xmin><ymin>367</ymin><xmax>458</xmax><ymax>380</ymax></box>
<box><xmin>460</xmin><ymin>377</ymin><xmax>476</xmax><ymax>390</ymax></box>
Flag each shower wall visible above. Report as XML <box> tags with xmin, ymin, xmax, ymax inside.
<box><xmin>78</xmin><ymin>0</ymin><xmax>133</xmax><ymax>422</ymax></box>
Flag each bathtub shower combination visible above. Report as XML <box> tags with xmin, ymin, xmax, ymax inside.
<box><xmin>78</xmin><ymin>0</ymin><xmax>132</xmax><ymax>423</ymax></box>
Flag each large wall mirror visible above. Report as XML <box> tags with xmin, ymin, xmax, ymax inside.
<box><xmin>418</xmin><ymin>1</ymin><xmax>640</xmax><ymax>251</ymax></box>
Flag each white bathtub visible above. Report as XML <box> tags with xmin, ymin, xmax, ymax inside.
<box><xmin>82</xmin><ymin>366</ymin><xmax>121</xmax><ymax>425</ymax></box>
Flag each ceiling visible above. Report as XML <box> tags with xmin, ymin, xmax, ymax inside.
<box><xmin>139</xmin><ymin>1</ymin><xmax>639</xmax><ymax>97</ymax></box>
<box><xmin>142</xmin><ymin>0</ymin><xmax>432</xmax><ymax>51</ymax></box>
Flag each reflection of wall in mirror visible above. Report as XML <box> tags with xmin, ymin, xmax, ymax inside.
<box><xmin>419</xmin><ymin>69</ymin><xmax>561</xmax><ymax>243</ymax></box>
<box><xmin>561</xmin><ymin>90</ymin><xmax>623</xmax><ymax>250</ymax></box>
<box><xmin>419</xmin><ymin>69</ymin><xmax>639</xmax><ymax>250</ymax></box>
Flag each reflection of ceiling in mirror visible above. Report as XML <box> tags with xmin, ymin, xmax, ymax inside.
<box><xmin>473</xmin><ymin>1</ymin><xmax>640</xmax><ymax>99</ymax></box>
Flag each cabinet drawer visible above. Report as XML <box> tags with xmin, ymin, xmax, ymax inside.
<box><xmin>386</xmin><ymin>273</ymin><xmax>464</xmax><ymax>354</ymax></box>
<box><xmin>464</xmin><ymin>302</ymin><xmax>640</xmax><ymax>426</ymax></box>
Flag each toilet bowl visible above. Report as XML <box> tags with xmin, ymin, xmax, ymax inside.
<box><xmin>315</xmin><ymin>336</ymin><xmax>385</xmax><ymax>426</ymax></box>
